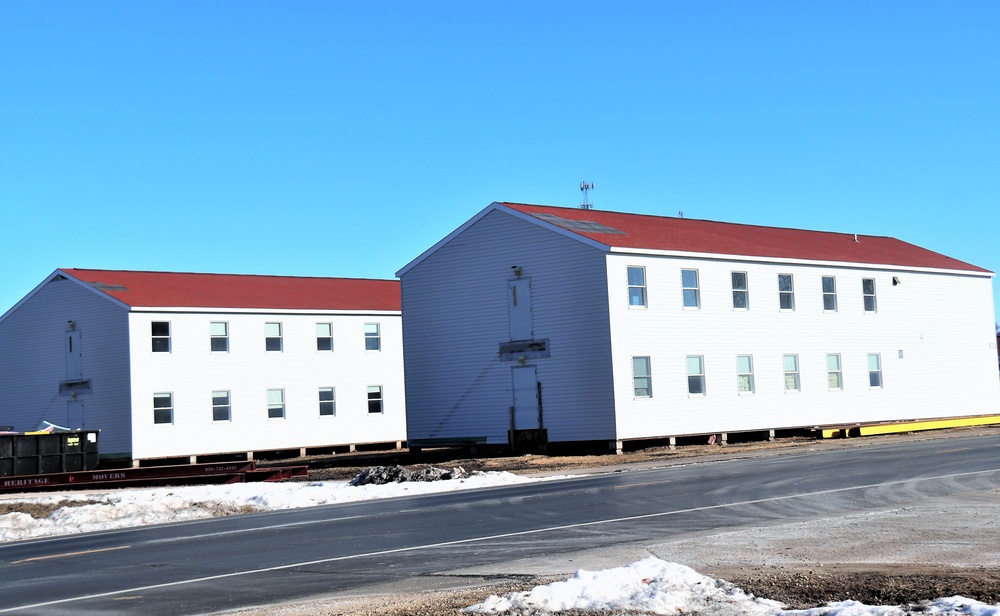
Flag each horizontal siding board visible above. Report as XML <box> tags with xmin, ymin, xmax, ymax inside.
<box><xmin>607</xmin><ymin>255</ymin><xmax>1000</xmax><ymax>439</ymax></box>
<box><xmin>0</xmin><ymin>276</ymin><xmax>133</xmax><ymax>455</ymax></box>
<box><xmin>401</xmin><ymin>209</ymin><xmax>617</xmax><ymax>444</ymax></box>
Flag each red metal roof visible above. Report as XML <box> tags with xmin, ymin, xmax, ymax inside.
<box><xmin>59</xmin><ymin>269</ymin><xmax>401</xmax><ymax>311</ymax></box>
<box><xmin>500</xmin><ymin>203</ymin><xmax>990</xmax><ymax>273</ymax></box>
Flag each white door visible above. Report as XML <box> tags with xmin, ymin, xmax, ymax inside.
<box><xmin>511</xmin><ymin>366</ymin><xmax>540</xmax><ymax>430</ymax></box>
<box><xmin>508</xmin><ymin>278</ymin><xmax>533</xmax><ymax>341</ymax></box>
<box><xmin>66</xmin><ymin>330</ymin><xmax>82</xmax><ymax>380</ymax></box>
<box><xmin>67</xmin><ymin>400</ymin><xmax>85</xmax><ymax>429</ymax></box>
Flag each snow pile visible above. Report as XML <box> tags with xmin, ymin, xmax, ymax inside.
<box><xmin>0</xmin><ymin>470</ymin><xmax>529</xmax><ymax>542</ymax></box>
<box><xmin>465</xmin><ymin>557</ymin><xmax>1000</xmax><ymax>616</ymax></box>
<box><xmin>465</xmin><ymin>557</ymin><xmax>781</xmax><ymax>615</ymax></box>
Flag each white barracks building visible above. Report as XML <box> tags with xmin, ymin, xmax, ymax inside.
<box><xmin>0</xmin><ymin>269</ymin><xmax>405</xmax><ymax>464</ymax></box>
<box><xmin>397</xmin><ymin>202</ymin><xmax>1000</xmax><ymax>452</ymax></box>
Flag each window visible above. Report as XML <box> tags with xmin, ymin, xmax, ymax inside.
<box><xmin>686</xmin><ymin>355</ymin><xmax>706</xmax><ymax>395</ymax></box>
<box><xmin>365</xmin><ymin>323</ymin><xmax>381</xmax><ymax>351</ymax></box>
<box><xmin>265</xmin><ymin>322</ymin><xmax>282</xmax><ymax>352</ymax></box>
<box><xmin>212</xmin><ymin>390</ymin><xmax>231</xmax><ymax>422</ymax></box>
<box><xmin>783</xmin><ymin>354</ymin><xmax>800</xmax><ymax>391</ymax></box>
<box><xmin>827</xmin><ymin>354</ymin><xmax>843</xmax><ymax>390</ymax></box>
<box><xmin>267</xmin><ymin>388</ymin><xmax>285</xmax><ymax>419</ymax></box>
<box><xmin>367</xmin><ymin>385</ymin><xmax>383</xmax><ymax>413</ymax></box>
<box><xmin>319</xmin><ymin>387</ymin><xmax>336</xmax><ymax>416</ymax></box>
<box><xmin>863</xmin><ymin>278</ymin><xmax>877</xmax><ymax>312</ymax></box>
<box><xmin>210</xmin><ymin>322</ymin><xmax>229</xmax><ymax>352</ymax></box>
<box><xmin>627</xmin><ymin>266</ymin><xmax>647</xmax><ymax>307</ymax></box>
<box><xmin>778</xmin><ymin>274</ymin><xmax>795</xmax><ymax>310</ymax></box>
<box><xmin>822</xmin><ymin>276</ymin><xmax>837</xmax><ymax>312</ymax></box>
<box><xmin>632</xmin><ymin>356</ymin><xmax>652</xmax><ymax>397</ymax></box>
<box><xmin>681</xmin><ymin>269</ymin><xmax>700</xmax><ymax>308</ymax></box>
<box><xmin>736</xmin><ymin>355</ymin><xmax>755</xmax><ymax>393</ymax></box>
<box><xmin>868</xmin><ymin>354</ymin><xmax>882</xmax><ymax>388</ymax></box>
<box><xmin>153</xmin><ymin>392</ymin><xmax>173</xmax><ymax>424</ymax></box>
<box><xmin>316</xmin><ymin>323</ymin><xmax>333</xmax><ymax>351</ymax></box>
<box><xmin>732</xmin><ymin>272</ymin><xmax>748</xmax><ymax>309</ymax></box>
<box><xmin>151</xmin><ymin>322</ymin><xmax>170</xmax><ymax>353</ymax></box>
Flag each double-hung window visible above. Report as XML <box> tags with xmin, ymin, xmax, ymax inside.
<box><xmin>153</xmin><ymin>392</ymin><xmax>173</xmax><ymax>424</ymax></box>
<box><xmin>736</xmin><ymin>355</ymin><xmax>755</xmax><ymax>394</ymax></box>
<box><xmin>265</xmin><ymin>322</ymin><xmax>283</xmax><ymax>352</ymax></box>
<box><xmin>367</xmin><ymin>386</ymin><xmax>383</xmax><ymax>413</ymax></box>
<box><xmin>778</xmin><ymin>274</ymin><xmax>795</xmax><ymax>310</ymax></box>
<box><xmin>783</xmin><ymin>354</ymin><xmax>800</xmax><ymax>391</ymax></box>
<box><xmin>822</xmin><ymin>276</ymin><xmax>837</xmax><ymax>311</ymax></box>
<box><xmin>152</xmin><ymin>322</ymin><xmax>171</xmax><ymax>353</ymax></box>
<box><xmin>827</xmin><ymin>354</ymin><xmax>843</xmax><ymax>390</ymax></box>
<box><xmin>210</xmin><ymin>321</ymin><xmax>229</xmax><ymax>352</ymax></box>
<box><xmin>681</xmin><ymin>269</ymin><xmax>700</xmax><ymax>308</ymax></box>
<box><xmin>686</xmin><ymin>356</ymin><xmax>706</xmax><ymax>395</ymax></box>
<box><xmin>868</xmin><ymin>354</ymin><xmax>882</xmax><ymax>388</ymax></box>
<box><xmin>627</xmin><ymin>266</ymin><xmax>647</xmax><ymax>307</ymax></box>
<box><xmin>316</xmin><ymin>323</ymin><xmax>333</xmax><ymax>351</ymax></box>
<box><xmin>365</xmin><ymin>323</ymin><xmax>381</xmax><ymax>351</ymax></box>
<box><xmin>212</xmin><ymin>390</ymin><xmax>231</xmax><ymax>422</ymax></box>
<box><xmin>863</xmin><ymin>278</ymin><xmax>877</xmax><ymax>312</ymax></box>
<box><xmin>318</xmin><ymin>387</ymin><xmax>336</xmax><ymax>416</ymax></box>
<box><xmin>267</xmin><ymin>388</ymin><xmax>285</xmax><ymax>419</ymax></box>
<box><xmin>632</xmin><ymin>356</ymin><xmax>652</xmax><ymax>398</ymax></box>
<box><xmin>732</xmin><ymin>272</ymin><xmax>748</xmax><ymax>309</ymax></box>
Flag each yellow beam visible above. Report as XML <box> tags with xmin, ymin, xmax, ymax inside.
<box><xmin>858</xmin><ymin>415</ymin><xmax>1000</xmax><ymax>437</ymax></box>
<box><xmin>820</xmin><ymin>428</ymin><xmax>844</xmax><ymax>439</ymax></box>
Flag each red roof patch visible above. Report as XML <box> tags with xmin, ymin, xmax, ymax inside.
<box><xmin>500</xmin><ymin>203</ymin><xmax>989</xmax><ymax>273</ymax></box>
<box><xmin>59</xmin><ymin>269</ymin><xmax>401</xmax><ymax>311</ymax></box>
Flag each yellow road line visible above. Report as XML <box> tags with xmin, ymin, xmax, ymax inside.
<box><xmin>12</xmin><ymin>545</ymin><xmax>131</xmax><ymax>565</ymax></box>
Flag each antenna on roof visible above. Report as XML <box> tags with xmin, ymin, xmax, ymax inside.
<box><xmin>678</xmin><ymin>211</ymin><xmax>684</xmax><ymax>218</ymax></box>
<box><xmin>579</xmin><ymin>181</ymin><xmax>594</xmax><ymax>209</ymax></box>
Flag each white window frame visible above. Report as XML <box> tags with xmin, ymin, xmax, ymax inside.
<box><xmin>686</xmin><ymin>355</ymin><xmax>706</xmax><ymax>396</ymax></box>
<box><xmin>316</xmin><ymin>322</ymin><xmax>333</xmax><ymax>352</ymax></box>
<box><xmin>267</xmin><ymin>388</ymin><xmax>285</xmax><ymax>419</ymax></box>
<box><xmin>778</xmin><ymin>274</ymin><xmax>795</xmax><ymax>310</ymax></box>
<box><xmin>212</xmin><ymin>390</ymin><xmax>231</xmax><ymax>422</ymax></box>
<box><xmin>736</xmin><ymin>355</ymin><xmax>755</xmax><ymax>394</ymax></box>
<box><xmin>632</xmin><ymin>356</ymin><xmax>652</xmax><ymax>398</ymax></box>
<box><xmin>868</xmin><ymin>353</ymin><xmax>883</xmax><ymax>388</ymax></box>
<box><xmin>367</xmin><ymin>385</ymin><xmax>384</xmax><ymax>413</ymax></box>
<box><xmin>731</xmin><ymin>271</ymin><xmax>749</xmax><ymax>310</ymax></box>
<box><xmin>210</xmin><ymin>321</ymin><xmax>229</xmax><ymax>352</ymax></box>
<box><xmin>319</xmin><ymin>387</ymin><xmax>336</xmax><ymax>416</ymax></box>
<box><xmin>365</xmin><ymin>323</ymin><xmax>381</xmax><ymax>351</ymax></box>
<box><xmin>265</xmin><ymin>322</ymin><xmax>283</xmax><ymax>352</ymax></box>
<box><xmin>153</xmin><ymin>392</ymin><xmax>173</xmax><ymax>424</ymax></box>
<box><xmin>863</xmin><ymin>278</ymin><xmax>877</xmax><ymax>313</ymax></box>
<box><xmin>827</xmin><ymin>354</ymin><xmax>843</xmax><ymax>390</ymax></box>
<box><xmin>627</xmin><ymin>266</ymin><xmax>647</xmax><ymax>307</ymax></box>
<box><xmin>783</xmin><ymin>354</ymin><xmax>800</xmax><ymax>392</ymax></box>
<box><xmin>681</xmin><ymin>269</ymin><xmax>700</xmax><ymax>309</ymax></box>
<box><xmin>822</xmin><ymin>276</ymin><xmax>837</xmax><ymax>312</ymax></box>
<box><xmin>151</xmin><ymin>321</ymin><xmax>171</xmax><ymax>353</ymax></box>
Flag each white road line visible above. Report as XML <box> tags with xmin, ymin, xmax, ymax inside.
<box><xmin>3</xmin><ymin>466</ymin><xmax>999</xmax><ymax>613</ymax></box>
<box><xmin>143</xmin><ymin>515</ymin><xmax>366</xmax><ymax>544</ymax></box>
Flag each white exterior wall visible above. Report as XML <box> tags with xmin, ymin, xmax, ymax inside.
<box><xmin>0</xmin><ymin>276</ymin><xmax>133</xmax><ymax>456</ymax></box>
<box><xmin>127</xmin><ymin>310</ymin><xmax>405</xmax><ymax>459</ymax></box>
<box><xmin>401</xmin><ymin>209</ymin><xmax>617</xmax><ymax>445</ymax></box>
<box><xmin>607</xmin><ymin>253</ymin><xmax>1000</xmax><ymax>439</ymax></box>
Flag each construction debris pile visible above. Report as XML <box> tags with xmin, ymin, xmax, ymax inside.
<box><xmin>349</xmin><ymin>465</ymin><xmax>470</xmax><ymax>486</ymax></box>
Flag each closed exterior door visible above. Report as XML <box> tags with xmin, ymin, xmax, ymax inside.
<box><xmin>508</xmin><ymin>278</ymin><xmax>533</xmax><ymax>341</ymax></box>
<box><xmin>66</xmin><ymin>330</ymin><xmax>82</xmax><ymax>380</ymax></box>
<box><xmin>67</xmin><ymin>400</ymin><xmax>84</xmax><ymax>429</ymax></box>
<box><xmin>511</xmin><ymin>366</ymin><xmax>540</xmax><ymax>430</ymax></box>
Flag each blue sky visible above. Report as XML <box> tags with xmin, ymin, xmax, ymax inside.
<box><xmin>2</xmin><ymin>2</ymin><xmax>997</xmax><ymax>322</ymax></box>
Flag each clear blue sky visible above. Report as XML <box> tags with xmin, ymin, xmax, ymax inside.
<box><xmin>2</xmin><ymin>2</ymin><xmax>998</xmax><ymax>322</ymax></box>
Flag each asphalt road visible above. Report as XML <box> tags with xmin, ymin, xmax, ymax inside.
<box><xmin>1</xmin><ymin>434</ymin><xmax>998</xmax><ymax>615</ymax></box>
